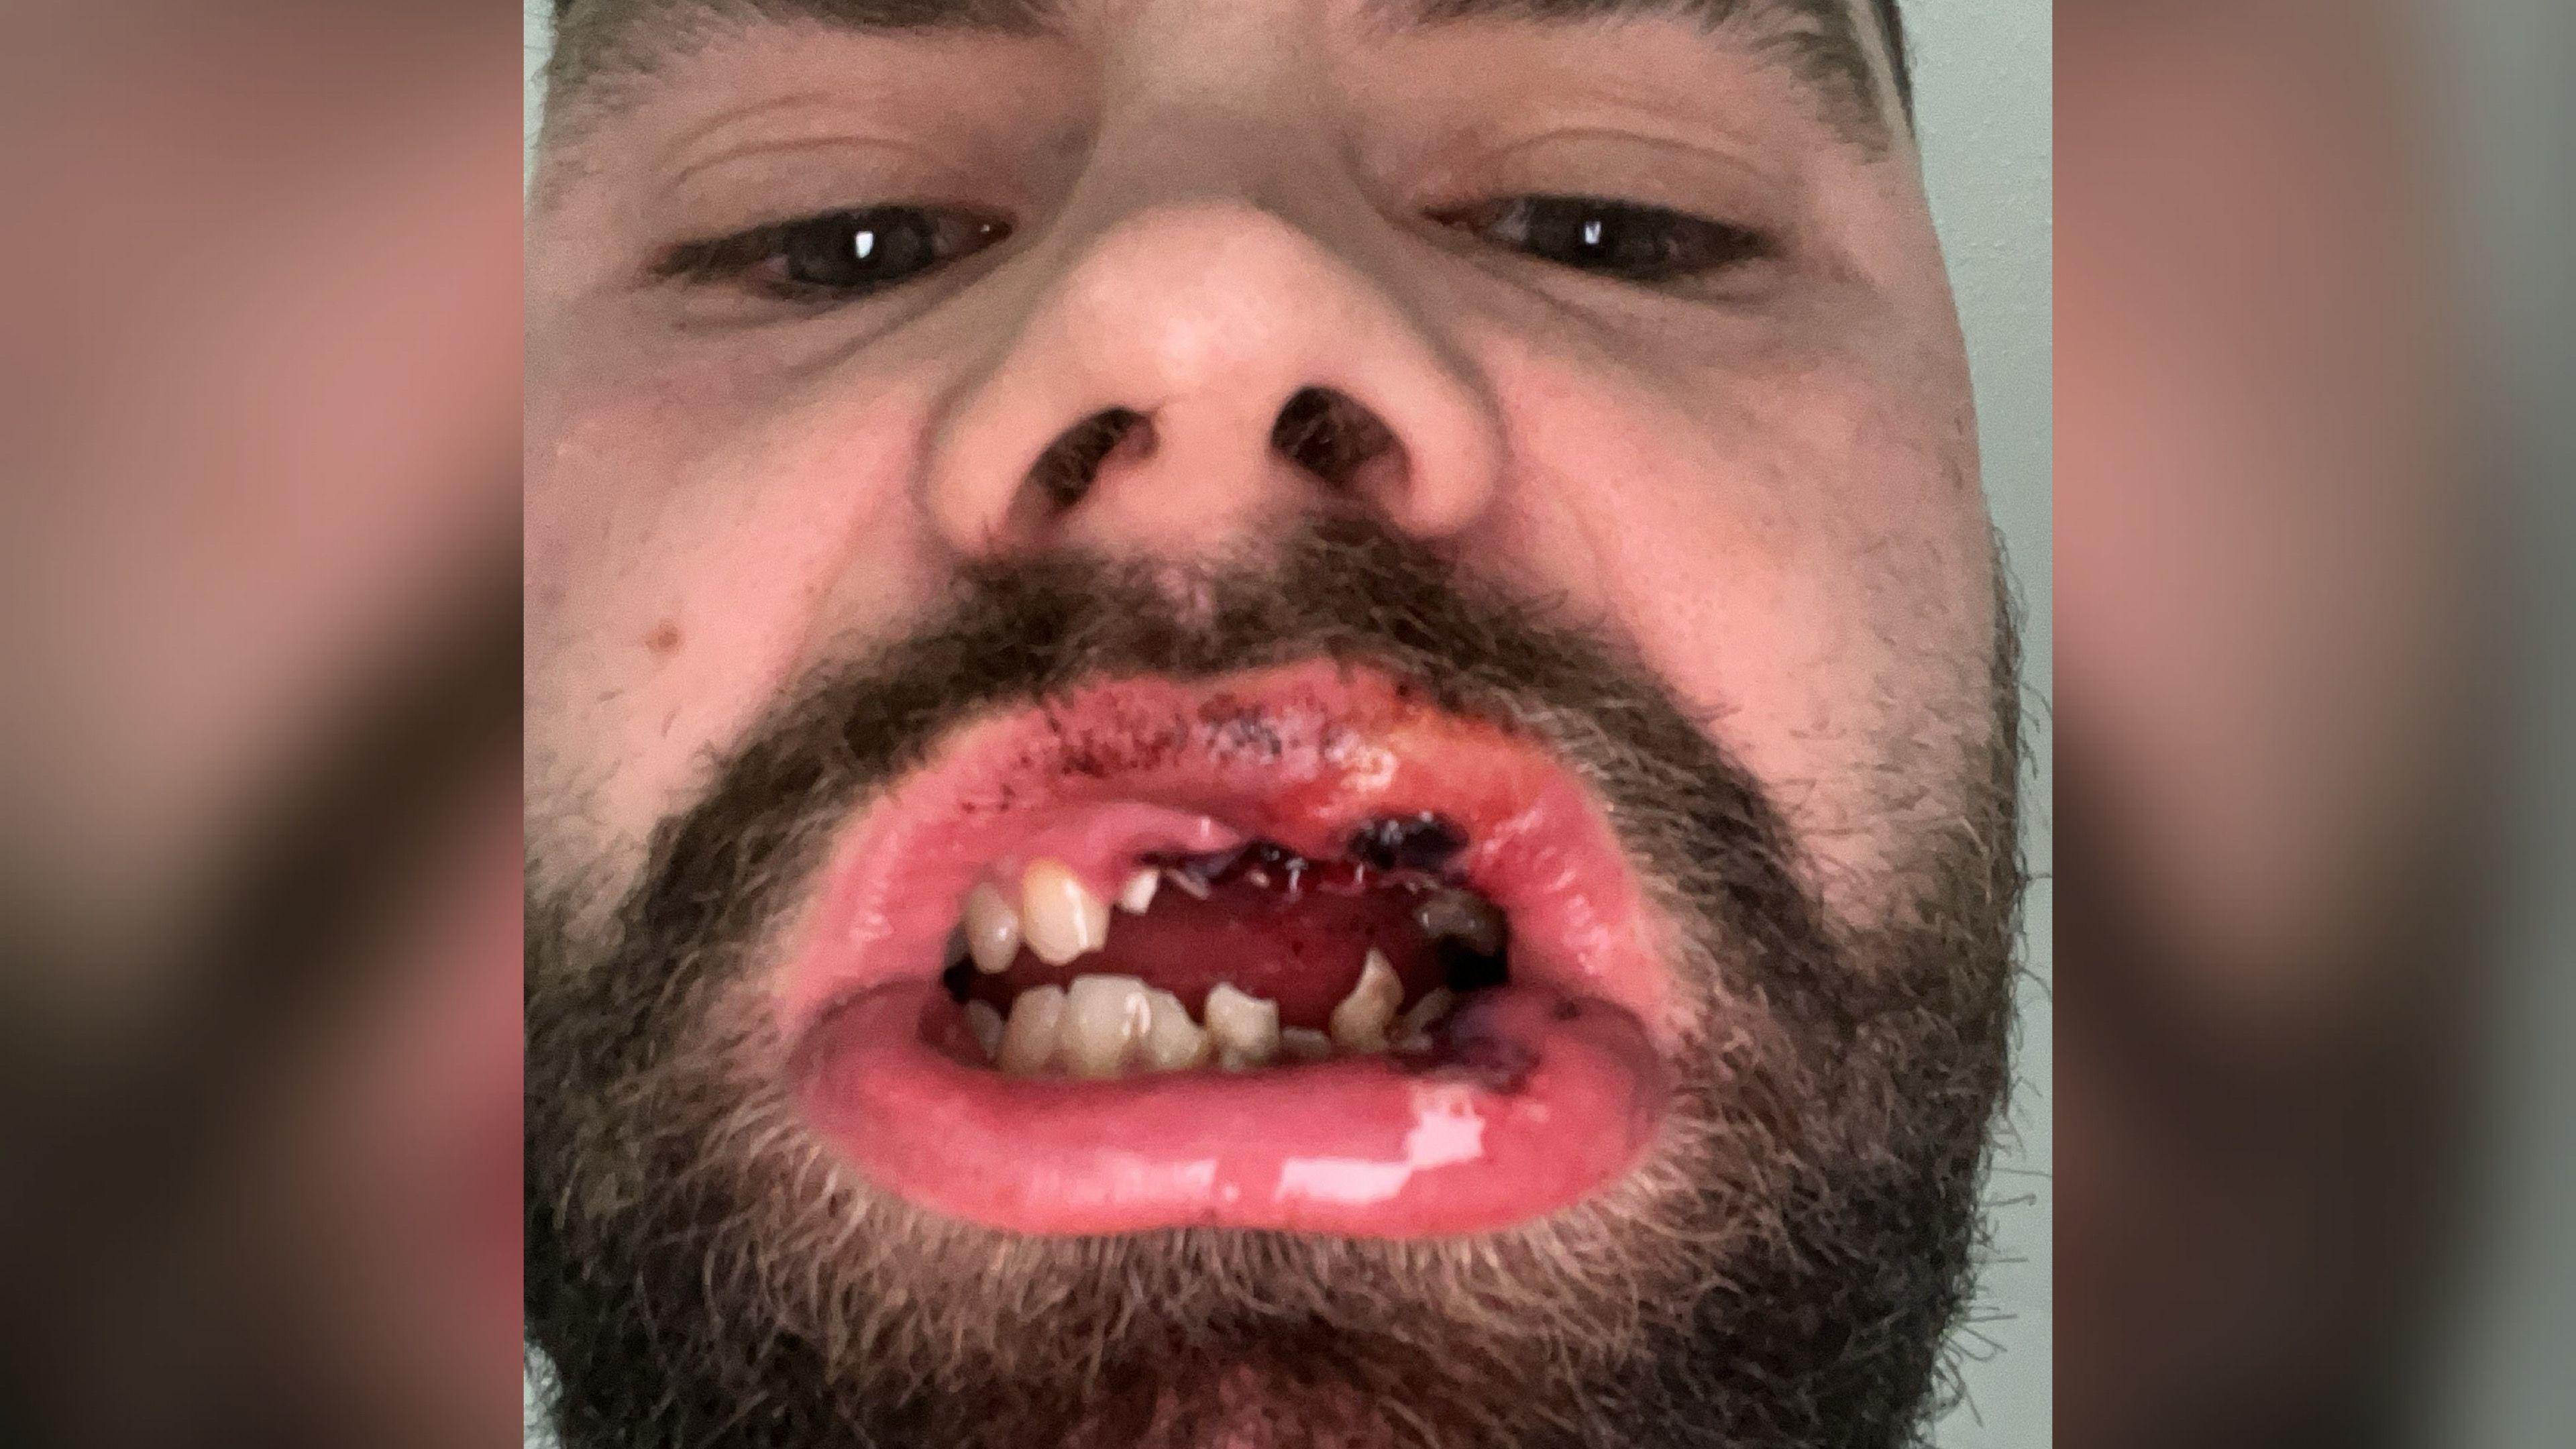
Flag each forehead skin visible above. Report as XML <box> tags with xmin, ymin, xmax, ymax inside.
<box><xmin>524</xmin><ymin>0</ymin><xmax>1991</xmax><ymax>927</ymax></box>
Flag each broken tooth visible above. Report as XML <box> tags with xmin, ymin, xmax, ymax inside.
<box><xmin>996</xmin><ymin>985</ymin><xmax>1067</xmax><ymax>1076</ymax></box>
<box><xmin>1393</xmin><ymin>987</ymin><xmax>1456</xmax><ymax>1049</ymax></box>
<box><xmin>1203</xmin><ymin>983</ymin><xmax>1281</xmax><ymax>1071</ymax></box>
<box><xmin>1330</xmin><ymin>948</ymin><xmax>1405</xmax><ymax>1053</ymax></box>
<box><xmin>1413</xmin><ymin>889</ymin><xmax>1507</xmax><ymax>957</ymax></box>
<box><xmin>962</xmin><ymin>881</ymin><xmax>1022</xmax><ymax>974</ymax></box>
<box><xmin>1020</xmin><ymin>859</ymin><xmax>1111</xmax><ymax>967</ymax></box>
<box><xmin>1138</xmin><ymin>987</ymin><xmax>1210</xmax><ymax>1071</ymax></box>
<box><xmin>963</xmin><ymin>1000</ymin><xmax>1006</xmax><ymax>1061</ymax></box>
<box><xmin>1279</xmin><ymin>1027</ymin><xmax>1334</xmax><ymax>1063</ymax></box>
<box><xmin>1116</xmin><ymin>868</ymin><xmax>1161</xmax><ymax>914</ymax></box>
<box><xmin>1162</xmin><ymin>867</ymin><xmax>1211</xmax><ymax>900</ymax></box>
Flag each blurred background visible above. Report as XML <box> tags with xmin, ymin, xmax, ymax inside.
<box><xmin>2</xmin><ymin>1</ymin><xmax>2569</xmax><ymax>1446</ymax></box>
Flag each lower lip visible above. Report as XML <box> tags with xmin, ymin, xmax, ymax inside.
<box><xmin>795</xmin><ymin>981</ymin><xmax>1671</xmax><ymax>1238</ymax></box>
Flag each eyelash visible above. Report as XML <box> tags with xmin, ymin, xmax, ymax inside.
<box><xmin>652</xmin><ymin>195</ymin><xmax>1769</xmax><ymax>305</ymax></box>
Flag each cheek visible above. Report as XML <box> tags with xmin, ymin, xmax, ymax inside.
<box><xmin>525</xmin><ymin>362</ymin><xmax>951</xmax><ymax>840</ymax></box>
<box><xmin>1470</xmin><ymin>329</ymin><xmax>1993</xmax><ymax>912</ymax></box>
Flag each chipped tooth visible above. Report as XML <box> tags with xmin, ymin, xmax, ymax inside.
<box><xmin>1020</xmin><ymin>859</ymin><xmax>1111</xmax><ymax>967</ymax></box>
<box><xmin>1203</xmin><ymin>983</ymin><xmax>1281</xmax><ymax>1071</ymax></box>
<box><xmin>963</xmin><ymin>881</ymin><xmax>1022</xmax><ymax>974</ymax></box>
<box><xmin>1138</xmin><ymin>987</ymin><xmax>1210</xmax><ymax>1071</ymax></box>
<box><xmin>1279</xmin><ymin>1027</ymin><xmax>1334</xmax><ymax>1063</ymax></box>
<box><xmin>1162</xmin><ymin>867</ymin><xmax>1211</xmax><ymax>900</ymax></box>
<box><xmin>1394</xmin><ymin>987</ymin><xmax>1456</xmax><ymax>1049</ymax></box>
<box><xmin>996</xmin><ymin>985</ymin><xmax>1067</xmax><ymax>1076</ymax></box>
<box><xmin>1330</xmin><ymin>948</ymin><xmax>1405</xmax><ymax>1053</ymax></box>
<box><xmin>1061</xmin><ymin>975</ymin><xmax>1156</xmax><ymax>1079</ymax></box>
<box><xmin>1116</xmin><ymin>868</ymin><xmax>1161</xmax><ymax>915</ymax></box>
<box><xmin>963</xmin><ymin>1000</ymin><xmax>1006</xmax><ymax>1061</ymax></box>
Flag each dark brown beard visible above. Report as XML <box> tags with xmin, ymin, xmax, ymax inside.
<box><xmin>525</xmin><ymin>513</ymin><xmax>2023</xmax><ymax>1449</ymax></box>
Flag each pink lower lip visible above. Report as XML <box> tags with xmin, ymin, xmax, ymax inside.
<box><xmin>796</xmin><ymin>981</ymin><xmax>1670</xmax><ymax>1237</ymax></box>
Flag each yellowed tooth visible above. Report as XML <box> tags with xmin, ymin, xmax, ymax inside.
<box><xmin>1279</xmin><ymin>1027</ymin><xmax>1334</xmax><ymax>1063</ymax></box>
<box><xmin>962</xmin><ymin>881</ymin><xmax>1022</xmax><ymax>974</ymax></box>
<box><xmin>1330</xmin><ymin>948</ymin><xmax>1405</xmax><ymax>1053</ymax></box>
<box><xmin>963</xmin><ymin>1000</ymin><xmax>1006</xmax><ymax>1061</ymax></box>
<box><xmin>1061</xmin><ymin>975</ymin><xmax>1156</xmax><ymax>1078</ymax></box>
<box><xmin>1116</xmin><ymin>868</ymin><xmax>1161</xmax><ymax>915</ymax></box>
<box><xmin>1020</xmin><ymin>859</ymin><xmax>1110</xmax><ymax>967</ymax></box>
<box><xmin>1138</xmin><ymin>987</ymin><xmax>1210</xmax><ymax>1071</ymax></box>
<box><xmin>1203</xmin><ymin>983</ymin><xmax>1281</xmax><ymax>1071</ymax></box>
<box><xmin>996</xmin><ymin>985</ymin><xmax>1067</xmax><ymax>1076</ymax></box>
<box><xmin>1393</xmin><ymin>987</ymin><xmax>1456</xmax><ymax>1050</ymax></box>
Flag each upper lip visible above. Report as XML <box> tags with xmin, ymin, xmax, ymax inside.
<box><xmin>772</xmin><ymin>659</ymin><xmax>1688</xmax><ymax>1061</ymax></box>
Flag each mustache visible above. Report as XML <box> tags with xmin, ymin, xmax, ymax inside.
<box><xmin>575</xmin><ymin>511</ymin><xmax>1833</xmax><ymax>1039</ymax></box>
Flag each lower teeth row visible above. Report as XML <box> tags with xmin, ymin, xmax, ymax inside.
<box><xmin>965</xmin><ymin>953</ymin><xmax>1458</xmax><ymax>1079</ymax></box>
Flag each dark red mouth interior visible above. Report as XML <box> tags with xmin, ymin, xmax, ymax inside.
<box><xmin>938</xmin><ymin>831</ymin><xmax>1507</xmax><ymax>1041</ymax></box>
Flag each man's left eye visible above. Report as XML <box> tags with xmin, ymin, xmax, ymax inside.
<box><xmin>1435</xmin><ymin>196</ymin><xmax>1770</xmax><ymax>283</ymax></box>
<box><xmin>655</xmin><ymin>205</ymin><xmax>1013</xmax><ymax>301</ymax></box>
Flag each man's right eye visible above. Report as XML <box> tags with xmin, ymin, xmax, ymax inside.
<box><xmin>653</xmin><ymin>206</ymin><xmax>1014</xmax><ymax>302</ymax></box>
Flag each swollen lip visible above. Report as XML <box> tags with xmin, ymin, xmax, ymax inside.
<box><xmin>776</xmin><ymin>663</ymin><xmax>1686</xmax><ymax>1236</ymax></box>
<box><xmin>797</xmin><ymin>981</ymin><xmax>1668</xmax><ymax>1237</ymax></box>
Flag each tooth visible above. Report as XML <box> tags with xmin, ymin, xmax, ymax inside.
<box><xmin>1116</xmin><ymin>868</ymin><xmax>1161</xmax><ymax>914</ymax></box>
<box><xmin>1061</xmin><ymin>974</ymin><xmax>1156</xmax><ymax>1078</ymax></box>
<box><xmin>1413</xmin><ymin>889</ymin><xmax>1507</xmax><ymax>957</ymax></box>
<box><xmin>1138</xmin><ymin>987</ymin><xmax>1210</xmax><ymax>1071</ymax></box>
<box><xmin>996</xmin><ymin>985</ymin><xmax>1067</xmax><ymax>1076</ymax></box>
<box><xmin>963</xmin><ymin>1000</ymin><xmax>1006</xmax><ymax>1061</ymax></box>
<box><xmin>963</xmin><ymin>881</ymin><xmax>1022</xmax><ymax>974</ymax></box>
<box><xmin>1163</xmin><ymin>867</ymin><xmax>1211</xmax><ymax>900</ymax></box>
<box><xmin>1393</xmin><ymin>987</ymin><xmax>1456</xmax><ymax>1049</ymax></box>
<box><xmin>1279</xmin><ymin>1027</ymin><xmax>1334</xmax><ymax>1063</ymax></box>
<box><xmin>1020</xmin><ymin>859</ymin><xmax>1111</xmax><ymax>967</ymax></box>
<box><xmin>1330</xmin><ymin>948</ymin><xmax>1405</xmax><ymax>1053</ymax></box>
<box><xmin>1203</xmin><ymin>983</ymin><xmax>1281</xmax><ymax>1071</ymax></box>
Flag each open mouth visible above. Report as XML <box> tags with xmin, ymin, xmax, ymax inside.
<box><xmin>786</xmin><ymin>662</ymin><xmax>1683</xmax><ymax>1238</ymax></box>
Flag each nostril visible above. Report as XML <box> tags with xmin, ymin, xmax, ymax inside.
<box><xmin>1027</xmin><ymin>407</ymin><xmax>1153</xmax><ymax>508</ymax></box>
<box><xmin>1270</xmin><ymin>386</ymin><xmax>1402</xmax><ymax>492</ymax></box>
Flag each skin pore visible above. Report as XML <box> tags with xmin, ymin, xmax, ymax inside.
<box><xmin>526</xmin><ymin>3</ymin><xmax>2015</xmax><ymax>1446</ymax></box>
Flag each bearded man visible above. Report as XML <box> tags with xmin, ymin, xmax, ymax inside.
<box><xmin>524</xmin><ymin>1</ymin><xmax>2024</xmax><ymax>1445</ymax></box>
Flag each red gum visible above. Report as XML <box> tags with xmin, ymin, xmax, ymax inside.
<box><xmin>776</xmin><ymin>663</ymin><xmax>1688</xmax><ymax>1236</ymax></box>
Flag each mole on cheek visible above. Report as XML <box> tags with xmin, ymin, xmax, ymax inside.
<box><xmin>644</xmin><ymin>619</ymin><xmax>683</xmax><ymax>657</ymax></box>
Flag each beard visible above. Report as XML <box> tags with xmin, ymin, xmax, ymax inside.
<box><xmin>525</xmin><ymin>513</ymin><xmax>2023</xmax><ymax>1449</ymax></box>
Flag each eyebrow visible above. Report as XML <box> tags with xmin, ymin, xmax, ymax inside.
<box><xmin>543</xmin><ymin>0</ymin><xmax>1897</xmax><ymax>154</ymax></box>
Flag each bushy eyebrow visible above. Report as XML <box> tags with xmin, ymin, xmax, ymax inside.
<box><xmin>541</xmin><ymin>0</ymin><xmax>1898</xmax><ymax>157</ymax></box>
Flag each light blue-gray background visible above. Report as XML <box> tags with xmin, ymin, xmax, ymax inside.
<box><xmin>521</xmin><ymin>1</ymin><xmax>2054</xmax><ymax>1442</ymax></box>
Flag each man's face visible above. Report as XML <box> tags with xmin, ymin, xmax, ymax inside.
<box><xmin>524</xmin><ymin>2</ymin><xmax>2015</xmax><ymax>1446</ymax></box>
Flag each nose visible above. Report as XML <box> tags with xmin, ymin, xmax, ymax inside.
<box><xmin>926</xmin><ymin>199</ymin><xmax>1505</xmax><ymax>561</ymax></box>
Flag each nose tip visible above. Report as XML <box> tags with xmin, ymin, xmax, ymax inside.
<box><xmin>926</xmin><ymin>200</ymin><xmax>1503</xmax><ymax>562</ymax></box>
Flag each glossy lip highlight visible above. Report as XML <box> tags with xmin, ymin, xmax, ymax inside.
<box><xmin>777</xmin><ymin>661</ymin><xmax>1691</xmax><ymax>1236</ymax></box>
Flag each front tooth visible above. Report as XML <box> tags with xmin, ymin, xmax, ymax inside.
<box><xmin>996</xmin><ymin>985</ymin><xmax>1067</xmax><ymax>1076</ymax></box>
<box><xmin>1279</xmin><ymin>1027</ymin><xmax>1334</xmax><ymax>1063</ymax></box>
<box><xmin>1203</xmin><ymin>983</ymin><xmax>1281</xmax><ymax>1071</ymax></box>
<box><xmin>1061</xmin><ymin>975</ymin><xmax>1156</xmax><ymax>1078</ymax></box>
<box><xmin>1020</xmin><ymin>859</ymin><xmax>1111</xmax><ymax>966</ymax></box>
<box><xmin>963</xmin><ymin>1000</ymin><xmax>1006</xmax><ymax>1061</ymax></box>
<box><xmin>963</xmin><ymin>881</ymin><xmax>1022</xmax><ymax>974</ymax></box>
<box><xmin>1330</xmin><ymin>949</ymin><xmax>1405</xmax><ymax>1053</ymax></box>
<box><xmin>1116</xmin><ymin>868</ymin><xmax>1161</xmax><ymax>914</ymax></box>
<box><xmin>1138</xmin><ymin>987</ymin><xmax>1210</xmax><ymax>1071</ymax></box>
<box><xmin>1393</xmin><ymin>987</ymin><xmax>1456</xmax><ymax>1049</ymax></box>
